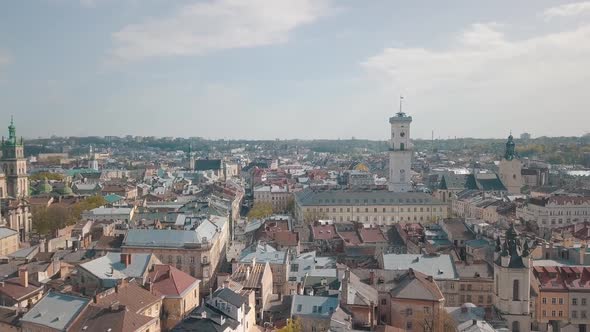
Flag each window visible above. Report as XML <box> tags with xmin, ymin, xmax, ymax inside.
<box><xmin>406</xmin><ymin>321</ymin><xmax>412</xmax><ymax>329</ymax></box>
<box><xmin>513</xmin><ymin>280</ymin><xmax>520</xmax><ymax>300</ymax></box>
<box><xmin>574</xmin><ymin>298</ymin><xmax>578</xmax><ymax>305</ymax></box>
<box><xmin>559</xmin><ymin>298</ymin><xmax>564</xmax><ymax>305</ymax></box>
<box><xmin>478</xmin><ymin>295</ymin><xmax>483</xmax><ymax>303</ymax></box>
<box><xmin>381</xmin><ymin>299</ymin><xmax>387</xmax><ymax>305</ymax></box>
<box><xmin>176</xmin><ymin>256</ymin><xmax>182</xmax><ymax>264</ymax></box>
<box><xmin>552</xmin><ymin>298</ymin><xmax>556</xmax><ymax>304</ymax></box>
<box><xmin>572</xmin><ymin>310</ymin><xmax>577</xmax><ymax>318</ymax></box>
<box><xmin>582</xmin><ymin>311</ymin><xmax>587</xmax><ymax>318</ymax></box>
<box><xmin>312</xmin><ymin>306</ymin><xmax>317</xmax><ymax>313</ymax></box>
<box><xmin>460</xmin><ymin>284</ymin><xmax>465</xmax><ymax>291</ymax></box>
<box><xmin>190</xmin><ymin>257</ymin><xmax>195</xmax><ymax>263</ymax></box>
<box><xmin>552</xmin><ymin>311</ymin><xmax>556</xmax><ymax>317</ymax></box>
<box><xmin>487</xmin><ymin>295</ymin><xmax>492</xmax><ymax>303</ymax></box>
<box><xmin>559</xmin><ymin>311</ymin><xmax>563</xmax><ymax>317</ymax></box>
<box><xmin>406</xmin><ymin>308</ymin><xmax>412</xmax><ymax>316</ymax></box>
<box><xmin>542</xmin><ymin>298</ymin><xmax>547</xmax><ymax>304</ymax></box>
<box><xmin>423</xmin><ymin>307</ymin><xmax>430</xmax><ymax>314</ymax></box>
<box><xmin>467</xmin><ymin>284</ymin><xmax>472</xmax><ymax>291</ymax></box>
<box><xmin>542</xmin><ymin>310</ymin><xmax>546</xmax><ymax>317</ymax></box>
<box><xmin>297</xmin><ymin>304</ymin><xmax>302</xmax><ymax>312</ymax></box>
<box><xmin>583</xmin><ymin>298</ymin><xmax>587</xmax><ymax>305</ymax></box>
<box><xmin>467</xmin><ymin>295</ymin><xmax>472</xmax><ymax>302</ymax></box>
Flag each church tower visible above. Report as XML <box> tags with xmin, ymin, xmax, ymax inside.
<box><xmin>1</xmin><ymin>117</ymin><xmax>29</xmax><ymax>198</ymax></box>
<box><xmin>493</xmin><ymin>225</ymin><xmax>532</xmax><ymax>332</ymax></box>
<box><xmin>498</xmin><ymin>134</ymin><xmax>523</xmax><ymax>194</ymax></box>
<box><xmin>88</xmin><ymin>145</ymin><xmax>99</xmax><ymax>171</ymax></box>
<box><xmin>388</xmin><ymin>98</ymin><xmax>413</xmax><ymax>192</ymax></box>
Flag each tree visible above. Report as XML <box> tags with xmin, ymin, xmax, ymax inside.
<box><xmin>277</xmin><ymin>318</ymin><xmax>302</xmax><ymax>332</ymax></box>
<box><xmin>285</xmin><ymin>197</ymin><xmax>295</xmax><ymax>215</ymax></box>
<box><xmin>247</xmin><ymin>202</ymin><xmax>273</xmax><ymax>220</ymax></box>
<box><xmin>32</xmin><ymin>195</ymin><xmax>107</xmax><ymax>237</ymax></box>
<box><xmin>29</xmin><ymin>172</ymin><xmax>64</xmax><ymax>181</ymax></box>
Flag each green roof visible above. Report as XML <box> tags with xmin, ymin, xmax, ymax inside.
<box><xmin>104</xmin><ymin>193</ymin><xmax>124</xmax><ymax>204</ymax></box>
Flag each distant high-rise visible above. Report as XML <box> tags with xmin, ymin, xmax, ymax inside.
<box><xmin>0</xmin><ymin>117</ymin><xmax>29</xmax><ymax>198</ymax></box>
<box><xmin>388</xmin><ymin>99</ymin><xmax>412</xmax><ymax>192</ymax></box>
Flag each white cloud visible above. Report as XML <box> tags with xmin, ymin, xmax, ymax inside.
<box><xmin>362</xmin><ymin>22</ymin><xmax>590</xmax><ymax>137</ymax></box>
<box><xmin>542</xmin><ymin>1</ymin><xmax>590</xmax><ymax>19</ymax></box>
<box><xmin>110</xmin><ymin>0</ymin><xmax>332</xmax><ymax>61</ymax></box>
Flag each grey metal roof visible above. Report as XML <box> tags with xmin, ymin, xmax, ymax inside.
<box><xmin>21</xmin><ymin>292</ymin><xmax>90</xmax><ymax>331</ymax></box>
<box><xmin>0</xmin><ymin>228</ymin><xmax>17</xmax><ymax>240</ymax></box>
<box><xmin>381</xmin><ymin>253</ymin><xmax>458</xmax><ymax>280</ymax></box>
<box><xmin>239</xmin><ymin>243</ymin><xmax>287</xmax><ymax>265</ymax></box>
<box><xmin>291</xmin><ymin>295</ymin><xmax>339</xmax><ymax>317</ymax></box>
<box><xmin>79</xmin><ymin>252</ymin><xmax>153</xmax><ymax>288</ymax></box>
<box><xmin>212</xmin><ymin>288</ymin><xmax>247</xmax><ymax>308</ymax></box>
<box><xmin>295</xmin><ymin>189</ymin><xmax>445</xmax><ymax>206</ymax></box>
<box><xmin>124</xmin><ymin>216</ymin><xmax>227</xmax><ymax>248</ymax></box>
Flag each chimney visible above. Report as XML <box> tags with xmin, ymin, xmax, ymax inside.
<box><xmin>296</xmin><ymin>282</ymin><xmax>302</xmax><ymax>295</ymax></box>
<box><xmin>472</xmin><ymin>319</ymin><xmax>477</xmax><ymax>326</ymax></box>
<box><xmin>121</xmin><ymin>253</ymin><xmax>131</xmax><ymax>267</ymax></box>
<box><xmin>18</xmin><ymin>267</ymin><xmax>28</xmax><ymax>288</ymax></box>
<box><xmin>369</xmin><ymin>269</ymin><xmax>375</xmax><ymax>285</ymax></box>
<box><xmin>251</xmin><ymin>257</ymin><xmax>256</xmax><ymax>268</ymax></box>
<box><xmin>246</xmin><ymin>266</ymin><xmax>251</xmax><ymax>280</ymax></box>
<box><xmin>223</xmin><ymin>279</ymin><xmax>230</xmax><ymax>289</ymax></box>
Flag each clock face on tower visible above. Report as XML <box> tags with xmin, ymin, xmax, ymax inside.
<box><xmin>400</xmin><ymin>132</ymin><xmax>405</xmax><ymax>138</ymax></box>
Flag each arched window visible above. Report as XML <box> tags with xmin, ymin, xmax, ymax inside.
<box><xmin>512</xmin><ymin>321</ymin><xmax>520</xmax><ymax>332</ymax></box>
<box><xmin>513</xmin><ymin>280</ymin><xmax>520</xmax><ymax>300</ymax></box>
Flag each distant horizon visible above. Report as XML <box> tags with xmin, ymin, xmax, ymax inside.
<box><xmin>19</xmin><ymin>132</ymin><xmax>588</xmax><ymax>142</ymax></box>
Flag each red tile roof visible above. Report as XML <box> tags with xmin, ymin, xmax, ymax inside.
<box><xmin>311</xmin><ymin>224</ymin><xmax>337</xmax><ymax>240</ymax></box>
<box><xmin>147</xmin><ymin>264</ymin><xmax>199</xmax><ymax>297</ymax></box>
<box><xmin>358</xmin><ymin>227</ymin><xmax>387</xmax><ymax>243</ymax></box>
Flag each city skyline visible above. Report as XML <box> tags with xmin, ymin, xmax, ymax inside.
<box><xmin>2</xmin><ymin>0</ymin><xmax>590</xmax><ymax>139</ymax></box>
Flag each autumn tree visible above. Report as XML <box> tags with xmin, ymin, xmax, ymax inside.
<box><xmin>247</xmin><ymin>202</ymin><xmax>273</xmax><ymax>220</ymax></box>
<box><xmin>29</xmin><ymin>172</ymin><xmax>64</xmax><ymax>181</ymax></box>
<box><xmin>32</xmin><ymin>195</ymin><xmax>107</xmax><ymax>237</ymax></box>
<box><xmin>277</xmin><ymin>317</ymin><xmax>302</xmax><ymax>332</ymax></box>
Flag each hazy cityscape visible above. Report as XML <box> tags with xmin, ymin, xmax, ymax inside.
<box><xmin>2</xmin><ymin>1</ymin><xmax>590</xmax><ymax>332</ymax></box>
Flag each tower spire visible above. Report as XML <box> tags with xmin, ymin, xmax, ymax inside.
<box><xmin>398</xmin><ymin>95</ymin><xmax>404</xmax><ymax>116</ymax></box>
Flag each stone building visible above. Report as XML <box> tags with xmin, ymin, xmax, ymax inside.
<box><xmin>122</xmin><ymin>215</ymin><xmax>229</xmax><ymax>293</ymax></box>
<box><xmin>294</xmin><ymin>189</ymin><xmax>447</xmax><ymax>225</ymax></box>
<box><xmin>253</xmin><ymin>184</ymin><xmax>292</xmax><ymax>213</ymax></box>
<box><xmin>517</xmin><ymin>196</ymin><xmax>590</xmax><ymax>230</ymax></box>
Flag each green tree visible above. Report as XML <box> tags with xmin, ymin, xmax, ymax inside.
<box><xmin>247</xmin><ymin>202</ymin><xmax>273</xmax><ymax>219</ymax></box>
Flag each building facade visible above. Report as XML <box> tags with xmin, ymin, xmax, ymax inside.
<box><xmin>517</xmin><ymin>196</ymin><xmax>590</xmax><ymax>230</ymax></box>
<box><xmin>295</xmin><ymin>190</ymin><xmax>447</xmax><ymax>225</ymax></box>
<box><xmin>122</xmin><ymin>216</ymin><xmax>229</xmax><ymax>293</ymax></box>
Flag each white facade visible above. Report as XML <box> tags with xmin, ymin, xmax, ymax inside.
<box><xmin>388</xmin><ymin>112</ymin><xmax>413</xmax><ymax>192</ymax></box>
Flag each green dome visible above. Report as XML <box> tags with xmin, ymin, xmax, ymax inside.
<box><xmin>38</xmin><ymin>178</ymin><xmax>53</xmax><ymax>194</ymax></box>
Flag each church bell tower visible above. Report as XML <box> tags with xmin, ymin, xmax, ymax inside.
<box><xmin>1</xmin><ymin>117</ymin><xmax>29</xmax><ymax>198</ymax></box>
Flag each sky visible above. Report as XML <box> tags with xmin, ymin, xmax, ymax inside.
<box><xmin>1</xmin><ymin>0</ymin><xmax>590</xmax><ymax>140</ymax></box>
